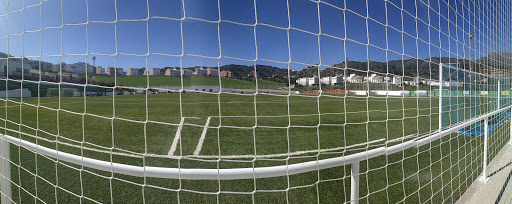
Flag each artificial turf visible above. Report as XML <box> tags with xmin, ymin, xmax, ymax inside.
<box><xmin>0</xmin><ymin>87</ymin><xmax>509</xmax><ymax>203</ymax></box>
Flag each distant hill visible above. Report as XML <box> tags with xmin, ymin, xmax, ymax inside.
<box><xmin>296</xmin><ymin>56</ymin><xmax>492</xmax><ymax>80</ymax></box>
<box><xmin>216</xmin><ymin>57</ymin><xmax>484</xmax><ymax>82</ymax></box>
<box><xmin>1</xmin><ymin>52</ymin><xmax>510</xmax><ymax>85</ymax></box>
<box><xmin>218</xmin><ymin>64</ymin><xmax>289</xmax><ymax>83</ymax></box>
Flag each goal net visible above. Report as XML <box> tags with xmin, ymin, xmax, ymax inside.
<box><xmin>440</xmin><ymin>63</ymin><xmax>510</xmax><ymax>136</ymax></box>
<box><xmin>46</xmin><ymin>88</ymin><xmax>78</xmax><ymax>97</ymax></box>
<box><xmin>1</xmin><ymin>0</ymin><xmax>512</xmax><ymax>203</ymax></box>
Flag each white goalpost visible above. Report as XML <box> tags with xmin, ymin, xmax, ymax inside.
<box><xmin>0</xmin><ymin>135</ymin><xmax>10</xmax><ymax>204</ymax></box>
<box><xmin>2</xmin><ymin>0</ymin><xmax>512</xmax><ymax>203</ymax></box>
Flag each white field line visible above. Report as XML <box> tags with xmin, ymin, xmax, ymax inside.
<box><xmin>193</xmin><ymin>116</ymin><xmax>211</xmax><ymax>156</ymax></box>
<box><xmin>201</xmin><ymin>106</ymin><xmax>423</xmax><ymax>119</ymax></box>
<box><xmin>168</xmin><ymin>117</ymin><xmax>185</xmax><ymax>156</ymax></box>
<box><xmin>6</xmin><ymin>120</ymin><xmax>384</xmax><ymax>160</ymax></box>
<box><xmin>188</xmin><ymin>138</ymin><xmax>385</xmax><ymax>159</ymax></box>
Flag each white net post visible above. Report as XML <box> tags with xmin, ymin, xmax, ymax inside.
<box><xmin>350</xmin><ymin>162</ymin><xmax>360</xmax><ymax>204</ymax></box>
<box><xmin>0</xmin><ymin>135</ymin><xmax>11</xmax><ymax>203</ymax></box>
<box><xmin>439</xmin><ymin>63</ymin><xmax>443</xmax><ymax>132</ymax></box>
<box><xmin>498</xmin><ymin>80</ymin><xmax>501</xmax><ymax>109</ymax></box>
<box><xmin>510</xmin><ymin>107</ymin><xmax>512</xmax><ymax>145</ymax></box>
<box><xmin>481</xmin><ymin>117</ymin><xmax>489</xmax><ymax>182</ymax></box>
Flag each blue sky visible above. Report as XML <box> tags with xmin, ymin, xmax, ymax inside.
<box><xmin>0</xmin><ymin>0</ymin><xmax>497</xmax><ymax>71</ymax></box>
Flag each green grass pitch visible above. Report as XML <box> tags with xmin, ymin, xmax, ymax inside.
<box><xmin>0</xmin><ymin>90</ymin><xmax>508</xmax><ymax>203</ymax></box>
<box><xmin>92</xmin><ymin>75</ymin><xmax>286</xmax><ymax>90</ymax></box>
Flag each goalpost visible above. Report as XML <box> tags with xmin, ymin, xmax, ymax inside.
<box><xmin>2</xmin><ymin>0</ymin><xmax>512</xmax><ymax>203</ymax></box>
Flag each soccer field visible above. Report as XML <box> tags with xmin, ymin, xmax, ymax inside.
<box><xmin>4</xmin><ymin>0</ymin><xmax>512</xmax><ymax>202</ymax></box>
<box><xmin>92</xmin><ymin>75</ymin><xmax>285</xmax><ymax>90</ymax></box>
<box><xmin>0</xmin><ymin>92</ymin><xmax>508</xmax><ymax>203</ymax></box>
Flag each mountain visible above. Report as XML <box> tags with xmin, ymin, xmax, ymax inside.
<box><xmin>1</xmin><ymin>51</ymin><xmax>510</xmax><ymax>84</ymax></box>
<box><xmin>218</xmin><ymin>64</ymin><xmax>289</xmax><ymax>83</ymax></box>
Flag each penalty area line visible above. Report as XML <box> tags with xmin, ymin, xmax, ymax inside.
<box><xmin>168</xmin><ymin>117</ymin><xmax>185</xmax><ymax>156</ymax></box>
<box><xmin>193</xmin><ymin>116</ymin><xmax>211</xmax><ymax>156</ymax></box>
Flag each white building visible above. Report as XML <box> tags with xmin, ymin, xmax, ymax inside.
<box><xmin>183</xmin><ymin>69</ymin><xmax>192</xmax><ymax>77</ymax></box>
<box><xmin>346</xmin><ymin>74</ymin><xmax>363</xmax><ymax>83</ymax></box>
<box><xmin>107</xmin><ymin>67</ymin><xmax>124</xmax><ymax>76</ymax></box>
<box><xmin>207</xmin><ymin>68</ymin><xmax>219</xmax><ymax>77</ymax></box>
<box><xmin>368</xmin><ymin>74</ymin><xmax>384</xmax><ymax>83</ymax></box>
<box><xmin>96</xmin><ymin>66</ymin><xmax>105</xmax><ymax>75</ymax></box>
<box><xmin>320</xmin><ymin>76</ymin><xmax>343</xmax><ymax>85</ymax></box>
<box><xmin>321</xmin><ymin>77</ymin><xmax>331</xmax><ymax>85</ymax></box>
<box><xmin>126</xmin><ymin>68</ymin><xmax>139</xmax><ymax>76</ymax></box>
<box><xmin>166</xmin><ymin>68</ymin><xmax>180</xmax><ymax>77</ymax></box>
<box><xmin>148</xmin><ymin>68</ymin><xmax>160</xmax><ymax>76</ymax></box>
<box><xmin>165</xmin><ymin>68</ymin><xmax>192</xmax><ymax>77</ymax></box>
<box><xmin>0</xmin><ymin>60</ymin><xmax>32</xmax><ymax>76</ymax></box>
<box><xmin>64</xmin><ymin>63</ymin><xmax>81</xmax><ymax>73</ymax></box>
<box><xmin>308</xmin><ymin>77</ymin><xmax>319</xmax><ymax>86</ymax></box>
<box><xmin>61</xmin><ymin>62</ymin><xmax>95</xmax><ymax>74</ymax></box>
<box><xmin>392</xmin><ymin>76</ymin><xmax>403</xmax><ymax>85</ymax></box>
<box><xmin>296</xmin><ymin>77</ymin><xmax>309</xmax><ymax>86</ymax></box>
<box><xmin>194</xmin><ymin>67</ymin><xmax>208</xmax><ymax>76</ymax></box>
<box><xmin>330</xmin><ymin>76</ymin><xmax>343</xmax><ymax>85</ymax></box>
<box><xmin>298</xmin><ymin>76</ymin><xmax>339</xmax><ymax>86</ymax></box>
<box><xmin>44</xmin><ymin>63</ymin><xmax>60</xmax><ymax>72</ymax></box>
<box><xmin>346</xmin><ymin>74</ymin><xmax>355</xmax><ymax>82</ymax></box>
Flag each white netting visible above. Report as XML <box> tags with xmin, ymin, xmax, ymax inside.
<box><xmin>440</xmin><ymin>63</ymin><xmax>510</xmax><ymax>134</ymax></box>
<box><xmin>0</xmin><ymin>0</ymin><xmax>511</xmax><ymax>203</ymax></box>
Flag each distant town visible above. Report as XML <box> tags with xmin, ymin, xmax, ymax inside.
<box><xmin>1</xmin><ymin>58</ymin><xmax>425</xmax><ymax>89</ymax></box>
<box><xmin>294</xmin><ymin>73</ymin><xmax>452</xmax><ymax>87</ymax></box>
<box><xmin>0</xmin><ymin>58</ymin><xmax>233</xmax><ymax>81</ymax></box>
<box><xmin>0</xmin><ymin>51</ymin><xmax>505</xmax><ymax>92</ymax></box>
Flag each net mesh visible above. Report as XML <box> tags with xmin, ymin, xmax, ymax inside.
<box><xmin>440</xmin><ymin>63</ymin><xmax>511</xmax><ymax>136</ymax></box>
<box><xmin>46</xmin><ymin>87</ymin><xmax>77</xmax><ymax>97</ymax></box>
<box><xmin>0</xmin><ymin>0</ymin><xmax>511</xmax><ymax>203</ymax></box>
